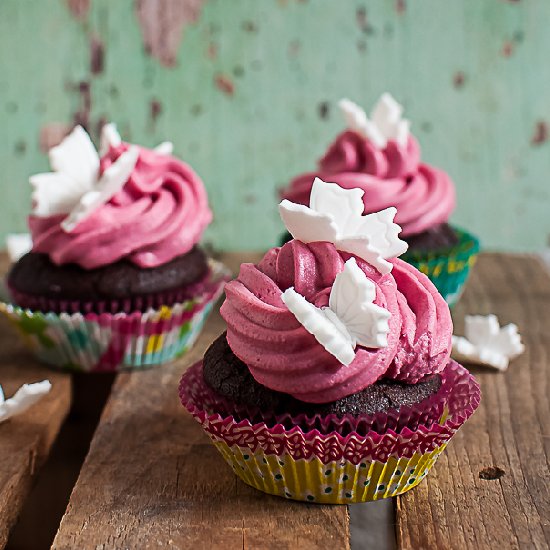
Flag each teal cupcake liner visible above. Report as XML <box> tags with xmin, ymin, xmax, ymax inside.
<box><xmin>402</xmin><ymin>227</ymin><xmax>480</xmax><ymax>307</ymax></box>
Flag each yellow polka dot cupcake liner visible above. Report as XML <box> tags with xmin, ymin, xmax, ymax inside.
<box><xmin>180</xmin><ymin>360</ymin><xmax>480</xmax><ymax>504</ymax></box>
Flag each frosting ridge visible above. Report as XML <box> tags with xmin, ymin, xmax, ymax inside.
<box><xmin>30</xmin><ymin>142</ymin><xmax>212</xmax><ymax>269</ymax></box>
<box><xmin>220</xmin><ymin>240</ymin><xmax>452</xmax><ymax>403</ymax></box>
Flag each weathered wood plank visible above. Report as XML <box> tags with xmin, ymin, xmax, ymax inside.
<box><xmin>396</xmin><ymin>253</ymin><xmax>550</xmax><ymax>550</ymax></box>
<box><xmin>52</xmin><ymin>253</ymin><xmax>350</xmax><ymax>550</ymax></box>
<box><xmin>0</xmin><ymin>317</ymin><xmax>72</xmax><ymax>549</ymax></box>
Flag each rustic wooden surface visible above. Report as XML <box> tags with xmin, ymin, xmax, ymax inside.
<box><xmin>0</xmin><ymin>317</ymin><xmax>72</xmax><ymax>549</ymax></box>
<box><xmin>52</xmin><ymin>252</ymin><xmax>350</xmax><ymax>550</ymax></box>
<box><xmin>396</xmin><ymin>253</ymin><xmax>550</xmax><ymax>550</ymax></box>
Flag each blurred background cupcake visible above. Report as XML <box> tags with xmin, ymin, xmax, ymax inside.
<box><xmin>2</xmin><ymin>124</ymin><xmax>229</xmax><ymax>372</ymax></box>
<box><xmin>281</xmin><ymin>94</ymin><xmax>479</xmax><ymax>306</ymax></box>
<box><xmin>180</xmin><ymin>183</ymin><xmax>480</xmax><ymax>503</ymax></box>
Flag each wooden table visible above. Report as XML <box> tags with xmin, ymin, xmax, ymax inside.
<box><xmin>1</xmin><ymin>253</ymin><xmax>549</xmax><ymax>549</ymax></box>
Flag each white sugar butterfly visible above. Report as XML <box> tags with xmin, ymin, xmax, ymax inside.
<box><xmin>30</xmin><ymin>124</ymin><xmax>174</xmax><ymax>233</ymax></box>
<box><xmin>279</xmin><ymin>178</ymin><xmax>408</xmax><ymax>274</ymax></box>
<box><xmin>339</xmin><ymin>93</ymin><xmax>410</xmax><ymax>148</ymax></box>
<box><xmin>281</xmin><ymin>257</ymin><xmax>391</xmax><ymax>365</ymax></box>
<box><xmin>452</xmin><ymin>314</ymin><xmax>524</xmax><ymax>371</ymax></box>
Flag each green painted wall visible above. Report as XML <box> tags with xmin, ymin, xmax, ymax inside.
<box><xmin>1</xmin><ymin>0</ymin><xmax>548</xmax><ymax>252</ymax></box>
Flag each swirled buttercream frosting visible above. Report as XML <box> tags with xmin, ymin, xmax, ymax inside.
<box><xmin>220</xmin><ymin>240</ymin><xmax>452</xmax><ymax>404</ymax></box>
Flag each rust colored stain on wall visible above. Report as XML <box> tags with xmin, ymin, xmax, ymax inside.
<box><xmin>531</xmin><ymin>121</ymin><xmax>548</xmax><ymax>146</ymax></box>
<box><xmin>90</xmin><ymin>34</ymin><xmax>105</xmax><ymax>75</ymax></box>
<box><xmin>66</xmin><ymin>0</ymin><xmax>91</xmax><ymax>20</ymax></box>
<box><xmin>39</xmin><ymin>123</ymin><xmax>71</xmax><ymax>153</ymax></box>
<box><xmin>214</xmin><ymin>74</ymin><xmax>234</xmax><ymax>96</ymax></box>
<box><xmin>135</xmin><ymin>0</ymin><xmax>207</xmax><ymax>66</ymax></box>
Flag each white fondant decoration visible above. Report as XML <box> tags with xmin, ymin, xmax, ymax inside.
<box><xmin>338</xmin><ymin>93</ymin><xmax>410</xmax><ymax>148</ymax></box>
<box><xmin>281</xmin><ymin>257</ymin><xmax>391</xmax><ymax>365</ymax></box>
<box><xmin>61</xmin><ymin>146</ymin><xmax>139</xmax><ymax>232</ymax></box>
<box><xmin>154</xmin><ymin>141</ymin><xmax>174</xmax><ymax>155</ymax></box>
<box><xmin>451</xmin><ymin>314</ymin><xmax>525</xmax><ymax>371</ymax></box>
<box><xmin>30</xmin><ymin>126</ymin><xmax>100</xmax><ymax>217</ymax></box>
<box><xmin>6</xmin><ymin>233</ymin><xmax>32</xmax><ymax>262</ymax></box>
<box><xmin>0</xmin><ymin>380</ymin><xmax>51</xmax><ymax>423</ymax></box>
<box><xmin>99</xmin><ymin>122</ymin><xmax>122</xmax><ymax>156</ymax></box>
<box><xmin>279</xmin><ymin>178</ymin><xmax>408</xmax><ymax>274</ymax></box>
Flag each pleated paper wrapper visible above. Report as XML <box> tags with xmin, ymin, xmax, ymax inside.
<box><xmin>0</xmin><ymin>260</ymin><xmax>230</xmax><ymax>373</ymax></box>
<box><xmin>179</xmin><ymin>360</ymin><xmax>480</xmax><ymax>503</ymax></box>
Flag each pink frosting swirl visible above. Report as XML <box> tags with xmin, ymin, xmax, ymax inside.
<box><xmin>282</xmin><ymin>130</ymin><xmax>455</xmax><ymax>237</ymax></box>
<box><xmin>30</xmin><ymin>143</ymin><xmax>212</xmax><ymax>269</ymax></box>
<box><xmin>220</xmin><ymin>240</ymin><xmax>452</xmax><ymax>404</ymax></box>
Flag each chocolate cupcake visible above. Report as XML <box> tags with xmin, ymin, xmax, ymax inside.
<box><xmin>2</xmin><ymin>124</ymin><xmax>229</xmax><ymax>371</ymax></box>
<box><xmin>180</xmin><ymin>182</ymin><xmax>480</xmax><ymax>503</ymax></box>
<box><xmin>280</xmin><ymin>93</ymin><xmax>479</xmax><ymax>305</ymax></box>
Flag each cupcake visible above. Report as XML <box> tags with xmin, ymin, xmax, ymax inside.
<box><xmin>281</xmin><ymin>93</ymin><xmax>479</xmax><ymax>306</ymax></box>
<box><xmin>180</xmin><ymin>180</ymin><xmax>480</xmax><ymax>503</ymax></box>
<box><xmin>2</xmin><ymin>125</ymin><xmax>230</xmax><ymax>371</ymax></box>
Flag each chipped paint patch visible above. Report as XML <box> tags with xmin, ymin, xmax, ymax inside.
<box><xmin>318</xmin><ymin>101</ymin><xmax>330</xmax><ymax>120</ymax></box>
<box><xmin>90</xmin><ymin>34</ymin><xmax>105</xmax><ymax>75</ymax></box>
<box><xmin>135</xmin><ymin>0</ymin><xmax>206</xmax><ymax>67</ymax></box>
<box><xmin>66</xmin><ymin>0</ymin><xmax>90</xmax><ymax>20</ymax></box>
<box><xmin>453</xmin><ymin>71</ymin><xmax>466</xmax><ymax>89</ymax></box>
<box><xmin>39</xmin><ymin>123</ymin><xmax>71</xmax><ymax>153</ymax></box>
<box><xmin>395</xmin><ymin>0</ymin><xmax>406</xmax><ymax>14</ymax></box>
<box><xmin>150</xmin><ymin>99</ymin><xmax>163</xmax><ymax>124</ymax></box>
<box><xmin>501</xmin><ymin>41</ymin><xmax>514</xmax><ymax>57</ymax></box>
<box><xmin>214</xmin><ymin>74</ymin><xmax>234</xmax><ymax>96</ymax></box>
<box><xmin>531</xmin><ymin>121</ymin><xmax>548</xmax><ymax>146</ymax></box>
<box><xmin>73</xmin><ymin>81</ymin><xmax>92</xmax><ymax>131</ymax></box>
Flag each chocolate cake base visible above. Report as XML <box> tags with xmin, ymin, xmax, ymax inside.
<box><xmin>280</xmin><ymin>223</ymin><xmax>459</xmax><ymax>253</ymax></box>
<box><xmin>203</xmin><ymin>333</ymin><xmax>442</xmax><ymax>417</ymax></box>
<box><xmin>8</xmin><ymin>247</ymin><xmax>209</xmax><ymax>310</ymax></box>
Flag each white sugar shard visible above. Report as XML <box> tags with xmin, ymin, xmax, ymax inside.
<box><xmin>338</xmin><ymin>93</ymin><xmax>410</xmax><ymax>148</ymax></box>
<box><xmin>281</xmin><ymin>257</ymin><xmax>390</xmax><ymax>365</ymax></box>
<box><xmin>279</xmin><ymin>178</ymin><xmax>407</xmax><ymax>274</ymax></box>
<box><xmin>99</xmin><ymin>122</ymin><xmax>122</xmax><ymax>155</ymax></box>
<box><xmin>452</xmin><ymin>314</ymin><xmax>524</xmax><ymax>371</ymax></box>
<box><xmin>6</xmin><ymin>233</ymin><xmax>33</xmax><ymax>262</ymax></box>
<box><xmin>0</xmin><ymin>380</ymin><xmax>51</xmax><ymax>423</ymax></box>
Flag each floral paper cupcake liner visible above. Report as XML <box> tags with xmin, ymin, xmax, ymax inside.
<box><xmin>402</xmin><ymin>226</ymin><xmax>480</xmax><ymax>307</ymax></box>
<box><xmin>0</xmin><ymin>260</ymin><xmax>230</xmax><ymax>373</ymax></box>
<box><xmin>179</xmin><ymin>360</ymin><xmax>480</xmax><ymax>503</ymax></box>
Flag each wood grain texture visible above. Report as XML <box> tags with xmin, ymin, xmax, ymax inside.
<box><xmin>396</xmin><ymin>254</ymin><xmax>550</xmax><ymax>550</ymax></box>
<box><xmin>1</xmin><ymin>1</ymin><xmax>550</xmax><ymax>252</ymax></box>
<box><xmin>0</xmin><ymin>317</ymin><xmax>72</xmax><ymax>549</ymax></box>
<box><xmin>52</xmin><ymin>252</ymin><xmax>350</xmax><ymax>550</ymax></box>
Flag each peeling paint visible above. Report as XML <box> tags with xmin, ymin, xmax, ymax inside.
<box><xmin>90</xmin><ymin>34</ymin><xmax>105</xmax><ymax>75</ymax></box>
<box><xmin>453</xmin><ymin>71</ymin><xmax>466</xmax><ymax>89</ymax></box>
<box><xmin>73</xmin><ymin>81</ymin><xmax>92</xmax><ymax>131</ymax></box>
<box><xmin>214</xmin><ymin>74</ymin><xmax>234</xmax><ymax>96</ymax></box>
<box><xmin>242</xmin><ymin>20</ymin><xmax>258</xmax><ymax>33</ymax></box>
<box><xmin>150</xmin><ymin>99</ymin><xmax>163</xmax><ymax>124</ymax></box>
<box><xmin>288</xmin><ymin>39</ymin><xmax>300</xmax><ymax>56</ymax></box>
<box><xmin>501</xmin><ymin>41</ymin><xmax>514</xmax><ymax>57</ymax></box>
<box><xmin>396</xmin><ymin>0</ymin><xmax>406</xmax><ymax>14</ymax></box>
<box><xmin>66</xmin><ymin>0</ymin><xmax>91</xmax><ymax>20</ymax></box>
<box><xmin>207</xmin><ymin>42</ymin><xmax>218</xmax><ymax>60</ymax></box>
<box><xmin>39</xmin><ymin>123</ymin><xmax>71</xmax><ymax>153</ymax></box>
<box><xmin>318</xmin><ymin>101</ymin><xmax>330</xmax><ymax>120</ymax></box>
<box><xmin>14</xmin><ymin>141</ymin><xmax>27</xmax><ymax>156</ymax></box>
<box><xmin>135</xmin><ymin>0</ymin><xmax>206</xmax><ymax>67</ymax></box>
<box><xmin>531</xmin><ymin>121</ymin><xmax>548</xmax><ymax>146</ymax></box>
<box><xmin>356</xmin><ymin>6</ymin><xmax>374</xmax><ymax>34</ymax></box>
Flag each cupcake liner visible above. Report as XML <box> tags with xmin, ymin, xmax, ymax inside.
<box><xmin>0</xmin><ymin>260</ymin><xmax>230</xmax><ymax>373</ymax></box>
<box><xmin>179</xmin><ymin>360</ymin><xmax>480</xmax><ymax>503</ymax></box>
<box><xmin>402</xmin><ymin>226</ymin><xmax>480</xmax><ymax>307</ymax></box>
